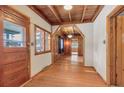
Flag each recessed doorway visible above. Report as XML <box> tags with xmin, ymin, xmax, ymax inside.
<box><xmin>107</xmin><ymin>6</ymin><xmax>124</xmax><ymax>86</ymax></box>
<box><xmin>71</xmin><ymin>38</ymin><xmax>78</xmax><ymax>55</ymax></box>
<box><xmin>51</xmin><ymin>25</ymin><xmax>85</xmax><ymax>65</ymax></box>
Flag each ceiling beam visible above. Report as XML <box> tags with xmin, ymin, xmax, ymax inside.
<box><xmin>52</xmin><ymin>19</ymin><xmax>91</xmax><ymax>25</ymax></box>
<box><xmin>47</xmin><ymin>5</ymin><xmax>62</xmax><ymax>23</ymax></box>
<box><xmin>81</xmin><ymin>5</ymin><xmax>87</xmax><ymax>22</ymax></box>
<box><xmin>91</xmin><ymin>5</ymin><xmax>104</xmax><ymax>22</ymax></box>
<box><xmin>28</xmin><ymin>5</ymin><xmax>51</xmax><ymax>24</ymax></box>
<box><xmin>72</xmin><ymin>25</ymin><xmax>74</xmax><ymax>35</ymax></box>
<box><xmin>69</xmin><ymin>11</ymin><xmax>72</xmax><ymax>22</ymax></box>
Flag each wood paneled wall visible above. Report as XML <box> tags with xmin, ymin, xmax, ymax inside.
<box><xmin>64</xmin><ymin>38</ymin><xmax>72</xmax><ymax>55</ymax></box>
<box><xmin>52</xmin><ymin>34</ymin><xmax>84</xmax><ymax>58</ymax></box>
<box><xmin>78</xmin><ymin>35</ymin><xmax>83</xmax><ymax>56</ymax></box>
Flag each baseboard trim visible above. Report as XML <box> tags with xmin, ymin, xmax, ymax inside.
<box><xmin>20</xmin><ymin>64</ymin><xmax>52</xmax><ymax>87</ymax></box>
<box><xmin>93</xmin><ymin>67</ymin><xmax>108</xmax><ymax>86</ymax></box>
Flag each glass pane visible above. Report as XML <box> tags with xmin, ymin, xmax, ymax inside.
<box><xmin>60</xmin><ymin>38</ymin><xmax>64</xmax><ymax>50</ymax></box>
<box><xmin>36</xmin><ymin>27</ymin><xmax>44</xmax><ymax>52</ymax></box>
<box><xmin>3</xmin><ymin>20</ymin><xmax>26</xmax><ymax>47</ymax></box>
<box><xmin>45</xmin><ymin>32</ymin><xmax>50</xmax><ymax>51</ymax></box>
<box><xmin>72</xmin><ymin>39</ymin><xmax>78</xmax><ymax>48</ymax></box>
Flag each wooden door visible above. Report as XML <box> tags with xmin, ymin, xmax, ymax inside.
<box><xmin>116</xmin><ymin>16</ymin><xmax>124</xmax><ymax>86</ymax></box>
<box><xmin>0</xmin><ymin>6</ymin><xmax>30</xmax><ymax>87</ymax></box>
<box><xmin>64</xmin><ymin>38</ymin><xmax>71</xmax><ymax>55</ymax></box>
<box><xmin>78</xmin><ymin>35</ymin><xmax>83</xmax><ymax>56</ymax></box>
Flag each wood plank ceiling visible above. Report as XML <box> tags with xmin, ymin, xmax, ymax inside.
<box><xmin>59</xmin><ymin>25</ymin><xmax>79</xmax><ymax>36</ymax></box>
<box><xmin>28</xmin><ymin>5</ymin><xmax>104</xmax><ymax>25</ymax></box>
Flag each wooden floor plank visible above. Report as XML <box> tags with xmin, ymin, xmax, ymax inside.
<box><xmin>24</xmin><ymin>55</ymin><xmax>106</xmax><ymax>87</ymax></box>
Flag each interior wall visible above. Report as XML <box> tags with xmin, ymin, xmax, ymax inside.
<box><xmin>52</xmin><ymin>23</ymin><xmax>93</xmax><ymax>66</ymax></box>
<box><xmin>93</xmin><ymin>5</ymin><xmax>117</xmax><ymax>81</ymax></box>
<box><xmin>10</xmin><ymin>5</ymin><xmax>52</xmax><ymax>77</ymax></box>
<box><xmin>76</xmin><ymin>23</ymin><xmax>93</xmax><ymax>66</ymax></box>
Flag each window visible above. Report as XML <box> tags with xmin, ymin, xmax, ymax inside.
<box><xmin>45</xmin><ymin>32</ymin><xmax>51</xmax><ymax>51</ymax></box>
<box><xmin>35</xmin><ymin>25</ymin><xmax>51</xmax><ymax>54</ymax></box>
<box><xmin>72</xmin><ymin>39</ymin><xmax>78</xmax><ymax>48</ymax></box>
<box><xmin>3</xmin><ymin>20</ymin><xmax>26</xmax><ymax>47</ymax></box>
<box><xmin>58</xmin><ymin>36</ymin><xmax>64</xmax><ymax>54</ymax></box>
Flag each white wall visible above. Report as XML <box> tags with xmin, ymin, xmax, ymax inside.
<box><xmin>10</xmin><ymin>5</ymin><xmax>52</xmax><ymax>77</ymax></box>
<box><xmin>52</xmin><ymin>23</ymin><xmax>94</xmax><ymax>66</ymax></box>
<box><xmin>93</xmin><ymin>5</ymin><xmax>117</xmax><ymax>81</ymax></box>
<box><xmin>76</xmin><ymin>23</ymin><xmax>93</xmax><ymax>66</ymax></box>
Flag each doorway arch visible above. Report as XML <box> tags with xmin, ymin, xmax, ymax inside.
<box><xmin>51</xmin><ymin>24</ymin><xmax>85</xmax><ymax>65</ymax></box>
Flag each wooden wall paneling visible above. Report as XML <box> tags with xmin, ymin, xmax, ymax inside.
<box><xmin>78</xmin><ymin>35</ymin><xmax>83</xmax><ymax>56</ymax></box>
<box><xmin>64</xmin><ymin>38</ymin><xmax>71</xmax><ymax>55</ymax></box>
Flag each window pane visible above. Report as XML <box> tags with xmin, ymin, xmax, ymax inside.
<box><xmin>72</xmin><ymin>39</ymin><xmax>78</xmax><ymax>48</ymax></box>
<box><xmin>60</xmin><ymin>38</ymin><xmax>64</xmax><ymax>50</ymax></box>
<box><xmin>3</xmin><ymin>20</ymin><xmax>26</xmax><ymax>47</ymax></box>
<box><xmin>45</xmin><ymin>32</ymin><xmax>50</xmax><ymax>51</ymax></box>
<box><xmin>36</xmin><ymin>27</ymin><xmax>44</xmax><ymax>52</ymax></box>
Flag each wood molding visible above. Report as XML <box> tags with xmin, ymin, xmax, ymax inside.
<box><xmin>81</xmin><ymin>6</ymin><xmax>87</xmax><ymax>22</ymax></box>
<box><xmin>52</xmin><ymin>19</ymin><xmax>92</xmax><ymax>25</ymax></box>
<box><xmin>34</xmin><ymin>24</ymin><xmax>51</xmax><ymax>55</ymax></box>
<box><xmin>51</xmin><ymin>24</ymin><xmax>85</xmax><ymax>65</ymax></box>
<box><xmin>47</xmin><ymin>5</ymin><xmax>62</xmax><ymax>23</ymax></box>
<box><xmin>106</xmin><ymin>5</ymin><xmax>124</xmax><ymax>86</ymax></box>
<box><xmin>28</xmin><ymin>5</ymin><xmax>51</xmax><ymax>25</ymax></box>
<box><xmin>91</xmin><ymin>5</ymin><xmax>104</xmax><ymax>22</ymax></box>
<box><xmin>69</xmin><ymin>11</ymin><xmax>72</xmax><ymax>22</ymax></box>
<box><xmin>107</xmin><ymin>5</ymin><xmax>124</xmax><ymax>18</ymax></box>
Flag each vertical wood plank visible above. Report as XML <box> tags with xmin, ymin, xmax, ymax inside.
<box><xmin>116</xmin><ymin>16</ymin><xmax>122</xmax><ymax>86</ymax></box>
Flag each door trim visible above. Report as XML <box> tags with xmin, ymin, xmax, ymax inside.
<box><xmin>51</xmin><ymin>25</ymin><xmax>85</xmax><ymax>65</ymax></box>
<box><xmin>106</xmin><ymin>5</ymin><xmax>124</xmax><ymax>85</ymax></box>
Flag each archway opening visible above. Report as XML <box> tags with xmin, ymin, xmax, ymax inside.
<box><xmin>51</xmin><ymin>24</ymin><xmax>85</xmax><ymax>65</ymax></box>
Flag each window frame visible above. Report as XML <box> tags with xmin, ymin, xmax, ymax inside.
<box><xmin>3</xmin><ymin>19</ymin><xmax>26</xmax><ymax>48</ymax></box>
<box><xmin>34</xmin><ymin>24</ymin><xmax>51</xmax><ymax>55</ymax></box>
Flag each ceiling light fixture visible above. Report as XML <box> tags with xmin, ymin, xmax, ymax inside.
<box><xmin>64</xmin><ymin>5</ymin><xmax>72</xmax><ymax>11</ymax></box>
<box><xmin>68</xmin><ymin>34</ymin><xmax>73</xmax><ymax>38</ymax></box>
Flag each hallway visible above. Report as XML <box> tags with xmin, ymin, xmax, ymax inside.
<box><xmin>24</xmin><ymin>55</ymin><xmax>106</xmax><ymax>87</ymax></box>
<box><xmin>1</xmin><ymin>5</ymin><xmax>123</xmax><ymax>87</ymax></box>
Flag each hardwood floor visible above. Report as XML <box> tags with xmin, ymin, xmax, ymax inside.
<box><xmin>24</xmin><ymin>55</ymin><xmax>107</xmax><ymax>87</ymax></box>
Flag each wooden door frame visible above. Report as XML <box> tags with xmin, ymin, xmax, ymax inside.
<box><xmin>51</xmin><ymin>24</ymin><xmax>85</xmax><ymax>64</ymax></box>
<box><xmin>0</xmin><ymin>6</ymin><xmax>31</xmax><ymax>80</ymax></box>
<box><xmin>106</xmin><ymin>5</ymin><xmax>124</xmax><ymax>85</ymax></box>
